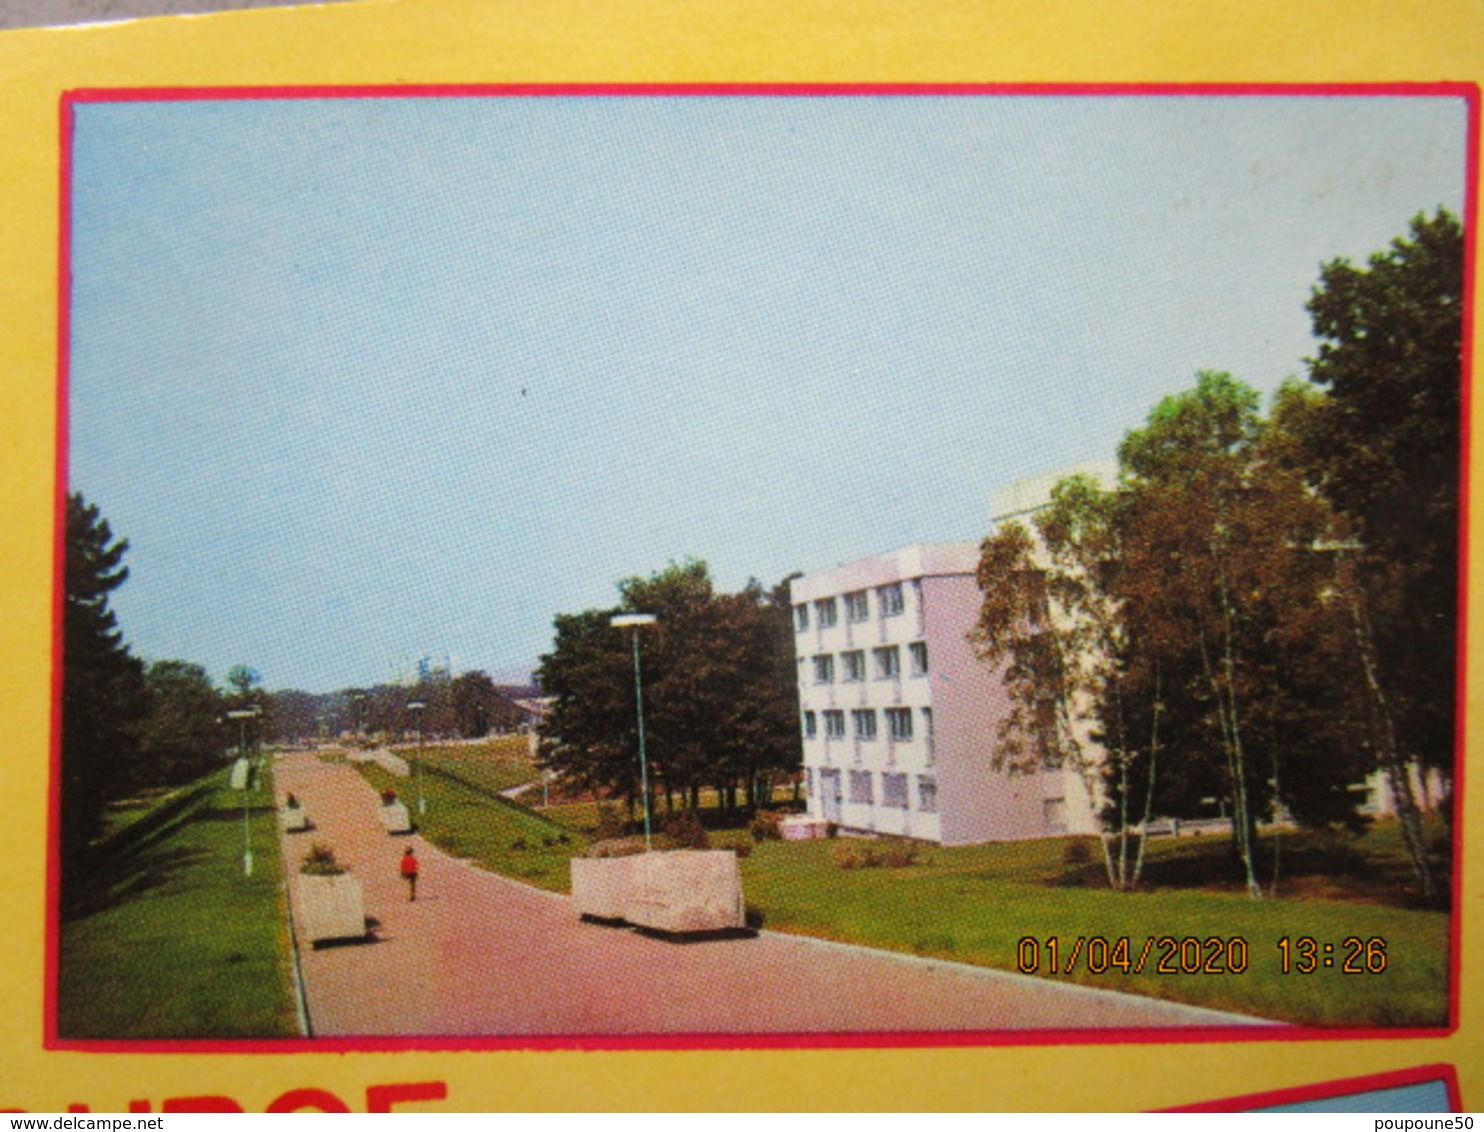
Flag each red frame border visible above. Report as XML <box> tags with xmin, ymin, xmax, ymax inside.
<box><xmin>1163</xmin><ymin>1063</ymin><xmax>1463</xmax><ymax>1112</ymax></box>
<box><xmin>47</xmin><ymin>81</ymin><xmax>1479</xmax><ymax>1056</ymax></box>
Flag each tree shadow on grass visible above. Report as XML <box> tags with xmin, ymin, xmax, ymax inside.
<box><xmin>65</xmin><ymin>843</ymin><xmax>214</xmax><ymax>920</ymax></box>
<box><xmin>1056</xmin><ymin>829</ymin><xmax>1452</xmax><ymax>910</ymax></box>
<box><xmin>63</xmin><ymin>787</ymin><xmax>271</xmax><ymax>920</ymax></box>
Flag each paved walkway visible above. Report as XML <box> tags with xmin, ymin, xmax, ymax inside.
<box><xmin>274</xmin><ymin>751</ymin><xmax>1277</xmax><ymax>1038</ymax></box>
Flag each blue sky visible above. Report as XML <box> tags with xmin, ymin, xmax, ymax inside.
<box><xmin>68</xmin><ymin>93</ymin><xmax>1468</xmax><ymax>693</ymax></box>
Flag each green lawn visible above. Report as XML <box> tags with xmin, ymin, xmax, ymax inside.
<box><xmin>354</xmin><ymin>762</ymin><xmax>587</xmax><ymax>891</ymax></box>
<box><xmin>57</xmin><ymin>765</ymin><xmax>299</xmax><ymax>1040</ymax></box>
<box><xmin>735</xmin><ymin>833</ymin><xmax>1449</xmax><ymax>1028</ymax></box>
<box><xmin>392</xmin><ymin>735</ymin><xmax>539</xmax><ymax>795</ymax></box>
<box><xmin>345</xmin><ymin>758</ymin><xmax>1451</xmax><ymax>1029</ymax></box>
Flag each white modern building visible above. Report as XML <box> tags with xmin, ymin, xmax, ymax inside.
<box><xmin>791</xmin><ymin>541</ymin><xmax>1098</xmax><ymax>845</ymax></box>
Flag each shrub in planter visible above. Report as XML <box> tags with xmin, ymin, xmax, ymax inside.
<box><xmin>298</xmin><ymin>845</ymin><xmax>367</xmax><ymax>945</ymax></box>
<box><xmin>380</xmin><ymin>789</ymin><xmax>398</xmax><ymax>806</ymax></box>
<box><xmin>281</xmin><ymin>794</ymin><xmax>311</xmax><ymax>832</ymax></box>
<box><xmin>301</xmin><ymin>843</ymin><xmax>346</xmax><ymax>876</ymax></box>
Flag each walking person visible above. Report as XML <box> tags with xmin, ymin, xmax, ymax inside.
<box><xmin>400</xmin><ymin>844</ymin><xmax>420</xmax><ymax>902</ymax></box>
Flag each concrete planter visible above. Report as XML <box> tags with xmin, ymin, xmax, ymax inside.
<box><xmin>298</xmin><ymin>874</ymin><xmax>367</xmax><ymax>945</ymax></box>
<box><xmin>779</xmin><ymin>816</ymin><xmax>829</xmax><ymax>841</ymax></box>
<box><xmin>280</xmin><ymin>806</ymin><xmax>310</xmax><ymax>833</ymax></box>
<box><xmin>571</xmin><ymin>855</ymin><xmax>641</xmax><ymax>921</ymax></box>
<box><xmin>625</xmin><ymin>850</ymin><xmax>746</xmax><ymax>934</ymax></box>
<box><xmin>375</xmin><ymin>752</ymin><xmax>410</xmax><ymax>777</ymax></box>
<box><xmin>379</xmin><ymin>800</ymin><xmax>412</xmax><ymax>833</ymax></box>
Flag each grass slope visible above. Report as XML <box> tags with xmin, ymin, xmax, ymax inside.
<box><xmin>57</xmin><ymin>765</ymin><xmax>298</xmax><ymax>1040</ymax></box>
<box><xmin>393</xmin><ymin>735</ymin><xmax>538</xmax><ymax>796</ymax></box>
<box><xmin>354</xmin><ymin>761</ymin><xmax>585</xmax><ymax>891</ymax></box>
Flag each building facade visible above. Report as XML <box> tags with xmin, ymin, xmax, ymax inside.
<box><xmin>791</xmin><ymin>542</ymin><xmax>1097</xmax><ymax>845</ymax></box>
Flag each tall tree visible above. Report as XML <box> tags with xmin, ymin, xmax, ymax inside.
<box><xmin>451</xmin><ymin>670</ymin><xmax>522</xmax><ymax>738</ymax></box>
<box><xmin>137</xmin><ymin>660</ymin><xmax>227</xmax><ymax>786</ymax></box>
<box><xmin>1118</xmin><ymin>372</ymin><xmax>1292</xmax><ymax>897</ymax></box>
<box><xmin>223</xmin><ymin>663</ymin><xmax>268</xmax><ymax>751</ymax></box>
<box><xmin>1296</xmin><ymin>209</ymin><xmax>1463</xmax><ymax>901</ymax></box>
<box><xmin>974</xmin><ymin>474</ymin><xmax>1161</xmax><ymax>890</ymax></box>
<box><xmin>536</xmin><ymin>560</ymin><xmax>800</xmax><ymax>819</ymax></box>
<box><xmin>976</xmin><ymin>375</ymin><xmax>1375</xmax><ymax>895</ymax></box>
<box><xmin>61</xmin><ymin>493</ymin><xmax>146</xmax><ymax>871</ymax></box>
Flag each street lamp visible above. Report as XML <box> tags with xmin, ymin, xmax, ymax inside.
<box><xmin>407</xmin><ymin>700</ymin><xmax>427</xmax><ymax>816</ymax></box>
<box><xmin>350</xmin><ymin>691</ymin><xmax>367</xmax><ymax>738</ymax></box>
<box><xmin>611</xmin><ymin>612</ymin><xmax>658</xmax><ymax>850</ymax></box>
<box><xmin>226</xmin><ymin>707</ymin><xmax>260</xmax><ymax>877</ymax></box>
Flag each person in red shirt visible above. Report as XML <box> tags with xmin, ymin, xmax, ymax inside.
<box><xmin>400</xmin><ymin>845</ymin><xmax>420</xmax><ymax>902</ymax></box>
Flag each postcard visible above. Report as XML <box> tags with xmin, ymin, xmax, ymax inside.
<box><xmin>0</xmin><ymin>0</ymin><xmax>1479</xmax><ymax>1113</ymax></box>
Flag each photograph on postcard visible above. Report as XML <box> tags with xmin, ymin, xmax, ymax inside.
<box><xmin>52</xmin><ymin>89</ymin><xmax>1469</xmax><ymax>1045</ymax></box>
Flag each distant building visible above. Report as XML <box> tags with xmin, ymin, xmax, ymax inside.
<box><xmin>790</xmin><ymin>541</ymin><xmax>1098</xmax><ymax>845</ymax></box>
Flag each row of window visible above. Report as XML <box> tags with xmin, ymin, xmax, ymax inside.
<box><xmin>810</xmin><ymin>767</ymin><xmax>938</xmax><ymax>813</ymax></box>
<box><xmin>808</xmin><ymin>641</ymin><xmax>928</xmax><ymax>685</ymax></box>
<box><xmin>795</xmin><ymin>581</ymin><xmax>910</xmax><ymax>632</ymax></box>
<box><xmin>804</xmin><ymin>705</ymin><xmax>933</xmax><ymax>745</ymax></box>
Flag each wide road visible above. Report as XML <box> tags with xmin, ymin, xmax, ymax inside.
<box><xmin>274</xmin><ymin>750</ymin><xmax>1277</xmax><ymax>1038</ymax></box>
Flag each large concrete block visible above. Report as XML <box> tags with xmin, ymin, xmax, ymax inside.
<box><xmin>570</xmin><ymin>855</ymin><xmax>640</xmax><ymax>921</ymax></box>
<box><xmin>624</xmin><ymin>850</ymin><xmax>745</xmax><ymax>933</ymax></box>
<box><xmin>376</xmin><ymin>752</ymin><xmax>410</xmax><ymax>777</ymax></box>
<box><xmin>379</xmin><ymin>800</ymin><xmax>412</xmax><ymax>833</ymax></box>
<box><xmin>779</xmin><ymin>816</ymin><xmax>828</xmax><ymax>841</ymax></box>
<box><xmin>280</xmin><ymin>806</ymin><xmax>310</xmax><ymax>833</ymax></box>
<box><xmin>298</xmin><ymin>874</ymin><xmax>367</xmax><ymax>944</ymax></box>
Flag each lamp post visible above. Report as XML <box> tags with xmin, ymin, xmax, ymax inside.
<box><xmin>226</xmin><ymin>707</ymin><xmax>260</xmax><ymax>876</ymax></box>
<box><xmin>350</xmin><ymin>691</ymin><xmax>366</xmax><ymax>739</ymax></box>
<box><xmin>407</xmin><ymin>700</ymin><xmax>427</xmax><ymax>815</ymax></box>
<box><xmin>611</xmin><ymin>612</ymin><xmax>658</xmax><ymax>850</ymax></box>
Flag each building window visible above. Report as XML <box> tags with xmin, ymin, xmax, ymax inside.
<box><xmin>844</xmin><ymin>590</ymin><xmax>870</xmax><ymax>622</ymax></box>
<box><xmin>842</xmin><ymin>649</ymin><xmax>866</xmax><ymax>682</ymax></box>
<box><xmin>885</xmin><ymin>707</ymin><xmax>913</xmax><ymax>741</ymax></box>
<box><xmin>922</xmin><ymin>707</ymin><xmax>934</xmax><ymax>764</ymax></box>
<box><xmin>813</xmin><ymin>654</ymin><xmax>835</xmax><ymax>684</ymax></box>
<box><xmin>823</xmin><ymin>710</ymin><xmax>846</xmax><ymax>739</ymax></box>
<box><xmin>794</xmin><ymin>604</ymin><xmax>809</xmax><ymax>632</ymax></box>
<box><xmin>917</xmin><ymin>775</ymin><xmax>938</xmax><ymax>813</ymax></box>
<box><xmin>849</xmin><ymin>769</ymin><xmax>874</xmax><ymax>805</ymax></box>
<box><xmin>873</xmin><ymin>645</ymin><xmax>900</xmax><ymax>680</ymax></box>
<box><xmin>882</xmin><ymin>772</ymin><xmax>909</xmax><ymax>810</ymax></box>
<box><xmin>909</xmin><ymin>641</ymin><xmax>929</xmax><ymax>676</ymax></box>
<box><xmin>814</xmin><ymin>597</ymin><xmax>838</xmax><ymax>628</ymax></box>
<box><xmin>878</xmin><ymin>582</ymin><xmax>904</xmax><ymax>617</ymax></box>
<box><xmin>805</xmin><ymin>767</ymin><xmax>814</xmax><ymax>797</ymax></box>
<box><xmin>803</xmin><ymin>711</ymin><xmax>817</xmax><ymax>740</ymax></box>
<box><xmin>851</xmin><ymin>709</ymin><xmax>877</xmax><ymax>741</ymax></box>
